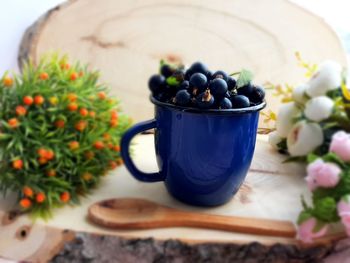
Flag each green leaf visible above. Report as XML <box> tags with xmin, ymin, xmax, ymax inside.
<box><xmin>297</xmin><ymin>211</ymin><xmax>312</xmax><ymax>225</ymax></box>
<box><xmin>283</xmin><ymin>156</ymin><xmax>306</xmax><ymax>163</ymax></box>
<box><xmin>276</xmin><ymin>139</ymin><xmax>287</xmax><ymax>151</ymax></box>
<box><xmin>166</xmin><ymin>76</ymin><xmax>180</xmax><ymax>86</ymax></box>
<box><xmin>236</xmin><ymin>69</ymin><xmax>254</xmax><ymax>88</ymax></box>
<box><xmin>0</xmin><ymin>133</ymin><xmax>11</xmax><ymax>141</ymax></box>
<box><xmin>322</xmin><ymin>152</ymin><xmax>346</xmax><ymax>167</ymax></box>
<box><xmin>307</xmin><ymin>153</ymin><xmax>319</xmax><ymax>163</ymax></box>
<box><xmin>313</xmin><ymin>197</ymin><xmax>339</xmax><ymax>222</ymax></box>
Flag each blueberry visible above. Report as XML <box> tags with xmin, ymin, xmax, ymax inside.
<box><xmin>206</xmin><ymin>70</ymin><xmax>213</xmax><ymax>80</ymax></box>
<box><xmin>155</xmin><ymin>92</ymin><xmax>172</xmax><ymax>103</ymax></box>
<box><xmin>249</xmin><ymin>85</ymin><xmax>265</xmax><ymax>103</ymax></box>
<box><xmin>196</xmin><ymin>89</ymin><xmax>215</xmax><ymax>109</ymax></box>
<box><xmin>219</xmin><ymin>98</ymin><xmax>232</xmax><ymax>109</ymax></box>
<box><xmin>212</xmin><ymin>70</ymin><xmax>228</xmax><ymax>81</ymax></box>
<box><xmin>178</xmin><ymin>80</ymin><xmax>190</xmax><ymax>91</ymax></box>
<box><xmin>164</xmin><ymin>84</ymin><xmax>178</xmax><ymax>97</ymax></box>
<box><xmin>173</xmin><ymin>69</ymin><xmax>185</xmax><ymax>82</ymax></box>
<box><xmin>148</xmin><ymin>74</ymin><xmax>165</xmax><ymax>94</ymax></box>
<box><xmin>160</xmin><ymin>64</ymin><xmax>174</xmax><ymax>78</ymax></box>
<box><xmin>190</xmin><ymin>73</ymin><xmax>208</xmax><ymax>92</ymax></box>
<box><xmin>190</xmin><ymin>62</ymin><xmax>209</xmax><ymax>75</ymax></box>
<box><xmin>175</xmin><ymin>90</ymin><xmax>191</xmax><ymax>106</ymax></box>
<box><xmin>237</xmin><ymin>83</ymin><xmax>254</xmax><ymax>96</ymax></box>
<box><xmin>231</xmin><ymin>95</ymin><xmax>250</xmax><ymax>108</ymax></box>
<box><xmin>227</xmin><ymin>77</ymin><xmax>236</xmax><ymax>90</ymax></box>
<box><xmin>209</xmin><ymin>78</ymin><xmax>228</xmax><ymax>97</ymax></box>
<box><xmin>185</xmin><ymin>69</ymin><xmax>193</xmax><ymax>80</ymax></box>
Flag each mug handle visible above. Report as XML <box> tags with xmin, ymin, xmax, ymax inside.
<box><xmin>121</xmin><ymin>119</ymin><xmax>165</xmax><ymax>182</ymax></box>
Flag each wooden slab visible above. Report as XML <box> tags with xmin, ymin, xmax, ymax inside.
<box><xmin>19</xmin><ymin>0</ymin><xmax>347</xmax><ymax>123</ymax></box>
<box><xmin>0</xmin><ymin>135</ymin><xmax>346</xmax><ymax>261</ymax></box>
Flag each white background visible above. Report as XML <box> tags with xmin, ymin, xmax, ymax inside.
<box><xmin>1</xmin><ymin>0</ymin><xmax>350</xmax><ymax>73</ymax></box>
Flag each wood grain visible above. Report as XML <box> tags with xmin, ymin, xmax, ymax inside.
<box><xmin>18</xmin><ymin>0</ymin><xmax>347</xmax><ymax>123</ymax></box>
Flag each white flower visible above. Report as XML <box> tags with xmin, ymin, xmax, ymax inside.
<box><xmin>268</xmin><ymin>131</ymin><xmax>283</xmax><ymax>149</ymax></box>
<box><xmin>306</xmin><ymin>60</ymin><xmax>342</xmax><ymax>97</ymax></box>
<box><xmin>304</xmin><ymin>96</ymin><xmax>334</xmax><ymax>122</ymax></box>
<box><xmin>287</xmin><ymin>121</ymin><xmax>324</xmax><ymax>156</ymax></box>
<box><xmin>292</xmin><ymin>84</ymin><xmax>309</xmax><ymax>104</ymax></box>
<box><xmin>276</xmin><ymin>102</ymin><xmax>300</xmax><ymax>137</ymax></box>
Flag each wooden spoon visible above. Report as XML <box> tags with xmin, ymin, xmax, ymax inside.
<box><xmin>88</xmin><ymin>198</ymin><xmax>296</xmax><ymax>238</ymax></box>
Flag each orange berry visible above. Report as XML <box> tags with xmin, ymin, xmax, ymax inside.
<box><xmin>36</xmin><ymin>192</ymin><xmax>46</xmax><ymax>203</ymax></box>
<box><xmin>45</xmin><ymin>150</ymin><xmax>54</xmax><ymax>160</ymax></box>
<box><xmin>8</xmin><ymin>118</ymin><xmax>19</xmax><ymax>128</ymax></box>
<box><xmin>49</xmin><ymin>96</ymin><xmax>58</xmax><ymax>105</ymax></box>
<box><xmin>67</xmin><ymin>103</ymin><xmax>78</xmax><ymax>111</ymax></box>
<box><xmin>46</xmin><ymin>169</ymin><xmax>56</xmax><ymax>177</ymax></box>
<box><xmin>94</xmin><ymin>141</ymin><xmax>104</xmax><ymax>150</ymax></box>
<box><xmin>70</xmin><ymin>72</ymin><xmax>78</xmax><ymax>81</ymax></box>
<box><xmin>79</xmin><ymin>71</ymin><xmax>84</xmax><ymax>77</ymax></box>
<box><xmin>98</xmin><ymin>92</ymin><xmax>106</xmax><ymax>100</ymax></box>
<box><xmin>20</xmin><ymin>198</ymin><xmax>32</xmax><ymax>209</ymax></box>
<box><xmin>116</xmin><ymin>159</ymin><xmax>123</xmax><ymax>166</ymax></box>
<box><xmin>69</xmin><ymin>141</ymin><xmax>80</xmax><ymax>150</ymax></box>
<box><xmin>61</xmin><ymin>63</ymin><xmax>70</xmax><ymax>70</ymax></box>
<box><xmin>113</xmin><ymin>145</ymin><xmax>120</xmax><ymax>152</ymax></box>
<box><xmin>109</xmin><ymin>161</ymin><xmax>117</xmax><ymax>170</ymax></box>
<box><xmin>37</xmin><ymin>148</ymin><xmax>47</xmax><ymax>158</ymax></box>
<box><xmin>22</xmin><ymin>186</ymin><xmax>33</xmax><ymax>197</ymax></box>
<box><xmin>82</xmin><ymin>172</ymin><xmax>93</xmax><ymax>181</ymax></box>
<box><xmin>110</xmin><ymin>119</ymin><xmax>118</xmax><ymax>127</ymax></box>
<box><xmin>111</xmin><ymin>110</ymin><xmax>118</xmax><ymax>120</ymax></box>
<box><xmin>34</xmin><ymin>95</ymin><xmax>45</xmax><ymax>105</ymax></box>
<box><xmin>3</xmin><ymin>76</ymin><xmax>13</xmax><ymax>87</ymax></box>
<box><xmin>60</xmin><ymin>192</ymin><xmax>70</xmax><ymax>202</ymax></box>
<box><xmin>89</xmin><ymin>111</ymin><xmax>96</xmax><ymax>118</ymax></box>
<box><xmin>75</xmin><ymin>120</ymin><xmax>87</xmax><ymax>132</ymax></box>
<box><xmin>107</xmin><ymin>143</ymin><xmax>113</xmax><ymax>149</ymax></box>
<box><xmin>23</xmin><ymin>96</ymin><xmax>34</xmax><ymax>106</ymax></box>
<box><xmin>103</xmin><ymin>133</ymin><xmax>111</xmax><ymax>141</ymax></box>
<box><xmin>15</xmin><ymin>106</ymin><xmax>27</xmax><ymax>116</ymax></box>
<box><xmin>12</xmin><ymin>159</ymin><xmax>23</xmax><ymax>170</ymax></box>
<box><xmin>39</xmin><ymin>72</ymin><xmax>49</xmax><ymax>80</ymax></box>
<box><xmin>84</xmin><ymin>151</ymin><xmax>95</xmax><ymax>160</ymax></box>
<box><xmin>67</xmin><ymin>93</ymin><xmax>77</xmax><ymax>102</ymax></box>
<box><xmin>54</xmin><ymin>120</ymin><xmax>65</xmax><ymax>128</ymax></box>
<box><xmin>38</xmin><ymin>157</ymin><xmax>48</xmax><ymax>165</ymax></box>
<box><xmin>79</xmin><ymin>108</ymin><xmax>88</xmax><ymax>117</ymax></box>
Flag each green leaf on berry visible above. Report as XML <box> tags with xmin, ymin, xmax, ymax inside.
<box><xmin>236</xmin><ymin>69</ymin><xmax>254</xmax><ymax>88</ymax></box>
<box><xmin>166</xmin><ymin>76</ymin><xmax>180</xmax><ymax>86</ymax></box>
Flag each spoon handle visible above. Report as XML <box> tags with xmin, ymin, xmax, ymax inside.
<box><xmin>169</xmin><ymin>210</ymin><xmax>296</xmax><ymax>238</ymax></box>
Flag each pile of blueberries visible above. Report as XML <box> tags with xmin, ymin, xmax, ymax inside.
<box><xmin>148</xmin><ymin>61</ymin><xmax>265</xmax><ymax>110</ymax></box>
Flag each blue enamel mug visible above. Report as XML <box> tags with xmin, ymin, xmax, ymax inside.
<box><xmin>121</xmin><ymin>97</ymin><xmax>266</xmax><ymax>206</ymax></box>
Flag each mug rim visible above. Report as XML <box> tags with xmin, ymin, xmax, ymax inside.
<box><xmin>150</xmin><ymin>96</ymin><xmax>266</xmax><ymax>115</ymax></box>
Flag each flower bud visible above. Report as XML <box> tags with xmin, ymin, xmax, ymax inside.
<box><xmin>306</xmin><ymin>60</ymin><xmax>342</xmax><ymax>97</ymax></box>
<box><xmin>304</xmin><ymin>96</ymin><xmax>334</xmax><ymax>121</ymax></box>
<box><xmin>287</xmin><ymin>121</ymin><xmax>323</xmax><ymax>156</ymax></box>
<box><xmin>276</xmin><ymin>102</ymin><xmax>300</xmax><ymax>137</ymax></box>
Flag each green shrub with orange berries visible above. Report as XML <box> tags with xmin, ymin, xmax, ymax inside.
<box><xmin>0</xmin><ymin>54</ymin><xmax>131</xmax><ymax>218</ymax></box>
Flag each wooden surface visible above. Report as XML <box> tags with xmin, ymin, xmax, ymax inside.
<box><xmin>0</xmin><ymin>135</ymin><xmax>347</xmax><ymax>261</ymax></box>
<box><xmin>18</xmin><ymin>0</ymin><xmax>347</xmax><ymax>123</ymax></box>
<box><xmin>88</xmin><ymin>198</ymin><xmax>296</xmax><ymax>238</ymax></box>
